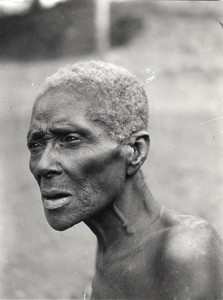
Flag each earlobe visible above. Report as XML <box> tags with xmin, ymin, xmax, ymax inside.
<box><xmin>127</xmin><ymin>131</ymin><xmax>150</xmax><ymax>176</ymax></box>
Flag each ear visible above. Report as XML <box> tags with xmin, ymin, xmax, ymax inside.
<box><xmin>126</xmin><ymin>131</ymin><xmax>150</xmax><ymax>176</ymax></box>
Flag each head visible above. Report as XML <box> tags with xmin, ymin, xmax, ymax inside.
<box><xmin>27</xmin><ymin>60</ymin><xmax>150</xmax><ymax>231</ymax></box>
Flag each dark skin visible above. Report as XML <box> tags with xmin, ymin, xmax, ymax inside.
<box><xmin>28</xmin><ymin>89</ymin><xmax>223</xmax><ymax>299</ymax></box>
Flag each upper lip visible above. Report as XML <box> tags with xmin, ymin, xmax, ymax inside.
<box><xmin>41</xmin><ymin>190</ymin><xmax>72</xmax><ymax>200</ymax></box>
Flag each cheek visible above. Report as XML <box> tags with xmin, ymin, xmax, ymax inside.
<box><xmin>83</xmin><ymin>154</ymin><xmax>127</xmax><ymax>201</ymax></box>
<box><xmin>63</xmin><ymin>148</ymin><xmax>127</xmax><ymax>195</ymax></box>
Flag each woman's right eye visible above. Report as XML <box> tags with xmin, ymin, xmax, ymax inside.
<box><xmin>27</xmin><ymin>141</ymin><xmax>43</xmax><ymax>151</ymax></box>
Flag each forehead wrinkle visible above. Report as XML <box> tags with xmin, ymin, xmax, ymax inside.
<box><xmin>31</xmin><ymin>90</ymin><xmax>112</xmax><ymax>140</ymax></box>
<box><xmin>34</xmin><ymin>96</ymin><xmax>94</xmax><ymax>124</ymax></box>
<box><xmin>28</xmin><ymin>116</ymin><xmax>104</xmax><ymax>144</ymax></box>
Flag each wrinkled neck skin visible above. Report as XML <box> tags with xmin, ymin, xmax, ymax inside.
<box><xmin>85</xmin><ymin>171</ymin><xmax>163</xmax><ymax>253</ymax></box>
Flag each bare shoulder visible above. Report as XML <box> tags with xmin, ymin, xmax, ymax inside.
<box><xmin>163</xmin><ymin>210</ymin><xmax>223</xmax><ymax>262</ymax></box>
<box><xmin>158</xmin><ymin>209</ymin><xmax>223</xmax><ymax>299</ymax></box>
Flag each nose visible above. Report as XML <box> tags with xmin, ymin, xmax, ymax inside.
<box><xmin>36</xmin><ymin>145</ymin><xmax>62</xmax><ymax>179</ymax></box>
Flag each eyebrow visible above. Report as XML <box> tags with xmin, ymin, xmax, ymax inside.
<box><xmin>50</xmin><ymin>124</ymin><xmax>96</xmax><ymax>138</ymax></box>
<box><xmin>27</xmin><ymin>124</ymin><xmax>97</xmax><ymax>142</ymax></box>
<box><xmin>27</xmin><ymin>129</ymin><xmax>44</xmax><ymax>142</ymax></box>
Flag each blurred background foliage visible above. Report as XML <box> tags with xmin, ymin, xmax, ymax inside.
<box><xmin>0</xmin><ymin>0</ymin><xmax>144</xmax><ymax>59</ymax></box>
<box><xmin>0</xmin><ymin>0</ymin><xmax>223</xmax><ymax>299</ymax></box>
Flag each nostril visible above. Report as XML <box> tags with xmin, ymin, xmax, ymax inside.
<box><xmin>37</xmin><ymin>167</ymin><xmax>62</xmax><ymax>179</ymax></box>
<box><xmin>36</xmin><ymin>161</ymin><xmax>62</xmax><ymax>178</ymax></box>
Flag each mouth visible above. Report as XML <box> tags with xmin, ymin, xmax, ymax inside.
<box><xmin>41</xmin><ymin>190</ymin><xmax>72</xmax><ymax>210</ymax></box>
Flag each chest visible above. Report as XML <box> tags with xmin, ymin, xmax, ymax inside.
<box><xmin>91</xmin><ymin>244</ymin><xmax>162</xmax><ymax>299</ymax></box>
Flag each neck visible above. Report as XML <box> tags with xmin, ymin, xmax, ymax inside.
<box><xmin>85</xmin><ymin>171</ymin><xmax>163</xmax><ymax>251</ymax></box>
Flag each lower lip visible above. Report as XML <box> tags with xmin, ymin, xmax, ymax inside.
<box><xmin>43</xmin><ymin>196</ymin><xmax>72</xmax><ymax>210</ymax></box>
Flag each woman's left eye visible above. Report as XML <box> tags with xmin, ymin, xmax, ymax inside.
<box><xmin>62</xmin><ymin>134</ymin><xmax>81</xmax><ymax>144</ymax></box>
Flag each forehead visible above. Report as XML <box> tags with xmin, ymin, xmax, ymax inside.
<box><xmin>29</xmin><ymin>89</ymin><xmax>107</xmax><ymax>137</ymax></box>
<box><xmin>32</xmin><ymin>89</ymin><xmax>90</xmax><ymax>121</ymax></box>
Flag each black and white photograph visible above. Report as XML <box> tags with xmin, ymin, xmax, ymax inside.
<box><xmin>0</xmin><ymin>0</ymin><xmax>223</xmax><ymax>299</ymax></box>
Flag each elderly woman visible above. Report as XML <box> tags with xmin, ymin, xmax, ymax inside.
<box><xmin>27</xmin><ymin>61</ymin><xmax>223</xmax><ymax>299</ymax></box>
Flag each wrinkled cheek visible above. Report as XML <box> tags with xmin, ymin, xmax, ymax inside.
<box><xmin>90</xmin><ymin>165</ymin><xmax>125</xmax><ymax>199</ymax></box>
<box><xmin>62</xmin><ymin>149</ymin><xmax>126</xmax><ymax>203</ymax></box>
<box><xmin>75</xmin><ymin>180</ymin><xmax>99</xmax><ymax>210</ymax></box>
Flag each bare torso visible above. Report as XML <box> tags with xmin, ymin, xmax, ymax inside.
<box><xmin>91</xmin><ymin>208</ymin><xmax>223</xmax><ymax>299</ymax></box>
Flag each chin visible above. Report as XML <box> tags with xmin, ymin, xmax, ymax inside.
<box><xmin>48</xmin><ymin>220</ymin><xmax>71</xmax><ymax>231</ymax></box>
<box><xmin>44</xmin><ymin>209</ymin><xmax>82</xmax><ymax>231</ymax></box>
